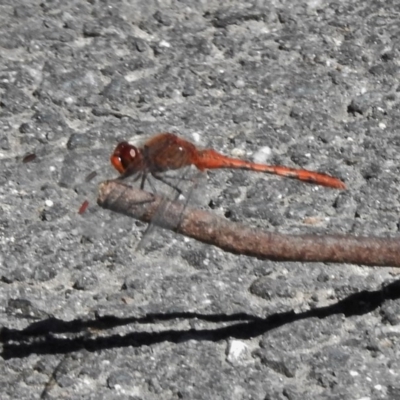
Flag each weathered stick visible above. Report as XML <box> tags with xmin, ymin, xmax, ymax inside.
<box><xmin>98</xmin><ymin>180</ymin><xmax>400</xmax><ymax>267</ymax></box>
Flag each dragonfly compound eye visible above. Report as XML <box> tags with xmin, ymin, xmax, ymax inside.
<box><xmin>110</xmin><ymin>142</ymin><xmax>138</xmax><ymax>173</ymax></box>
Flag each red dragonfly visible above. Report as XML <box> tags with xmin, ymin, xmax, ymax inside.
<box><xmin>110</xmin><ymin>133</ymin><xmax>346</xmax><ymax>190</ymax></box>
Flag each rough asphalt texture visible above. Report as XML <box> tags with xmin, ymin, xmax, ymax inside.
<box><xmin>1</xmin><ymin>0</ymin><xmax>400</xmax><ymax>399</ymax></box>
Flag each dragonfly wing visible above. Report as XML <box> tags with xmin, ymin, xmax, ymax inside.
<box><xmin>110</xmin><ymin>133</ymin><xmax>209</xmax><ymax>252</ymax></box>
<box><xmin>135</xmin><ymin>161</ymin><xmax>206</xmax><ymax>252</ymax></box>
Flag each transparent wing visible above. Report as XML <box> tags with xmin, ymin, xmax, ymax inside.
<box><xmin>135</xmin><ymin>154</ymin><xmax>206</xmax><ymax>252</ymax></box>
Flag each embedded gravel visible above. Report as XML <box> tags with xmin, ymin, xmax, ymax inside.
<box><xmin>1</xmin><ymin>1</ymin><xmax>400</xmax><ymax>399</ymax></box>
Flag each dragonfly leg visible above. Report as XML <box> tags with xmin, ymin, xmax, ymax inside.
<box><xmin>152</xmin><ymin>172</ymin><xmax>183</xmax><ymax>196</ymax></box>
<box><xmin>117</xmin><ymin>170</ymin><xmax>143</xmax><ymax>183</ymax></box>
<box><xmin>145</xmin><ymin>173</ymin><xmax>161</xmax><ymax>195</ymax></box>
<box><xmin>140</xmin><ymin>172</ymin><xmax>149</xmax><ymax>190</ymax></box>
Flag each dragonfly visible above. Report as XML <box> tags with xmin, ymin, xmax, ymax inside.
<box><xmin>109</xmin><ymin>133</ymin><xmax>346</xmax><ymax>250</ymax></box>
<box><xmin>22</xmin><ymin>133</ymin><xmax>345</xmax><ymax>218</ymax></box>
<box><xmin>110</xmin><ymin>132</ymin><xmax>346</xmax><ymax>190</ymax></box>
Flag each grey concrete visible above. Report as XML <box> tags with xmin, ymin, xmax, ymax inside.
<box><xmin>0</xmin><ymin>0</ymin><xmax>399</xmax><ymax>399</ymax></box>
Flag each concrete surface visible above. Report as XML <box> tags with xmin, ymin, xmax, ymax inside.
<box><xmin>1</xmin><ymin>0</ymin><xmax>400</xmax><ymax>399</ymax></box>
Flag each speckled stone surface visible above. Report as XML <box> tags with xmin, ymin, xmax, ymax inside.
<box><xmin>1</xmin><ymin>1</ymin><xmax>400</xmax><ymax>399</ymax></box>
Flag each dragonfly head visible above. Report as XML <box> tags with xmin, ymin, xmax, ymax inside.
<box><xmin>110</xmin><ymin>141</ymin><xmax>142</xmax><ymax>174</ymax></box>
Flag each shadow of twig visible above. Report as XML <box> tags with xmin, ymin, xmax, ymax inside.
<box><xmin>2</xmin><ymin>279</ymin><xmax>400</xmax><ymax>360</ymax></box>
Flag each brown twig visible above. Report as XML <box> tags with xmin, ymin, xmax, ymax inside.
<box><xmin>98</xmin><ymin>180</ymin><xmax>400</xmax><ymax>267</ymax></box>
